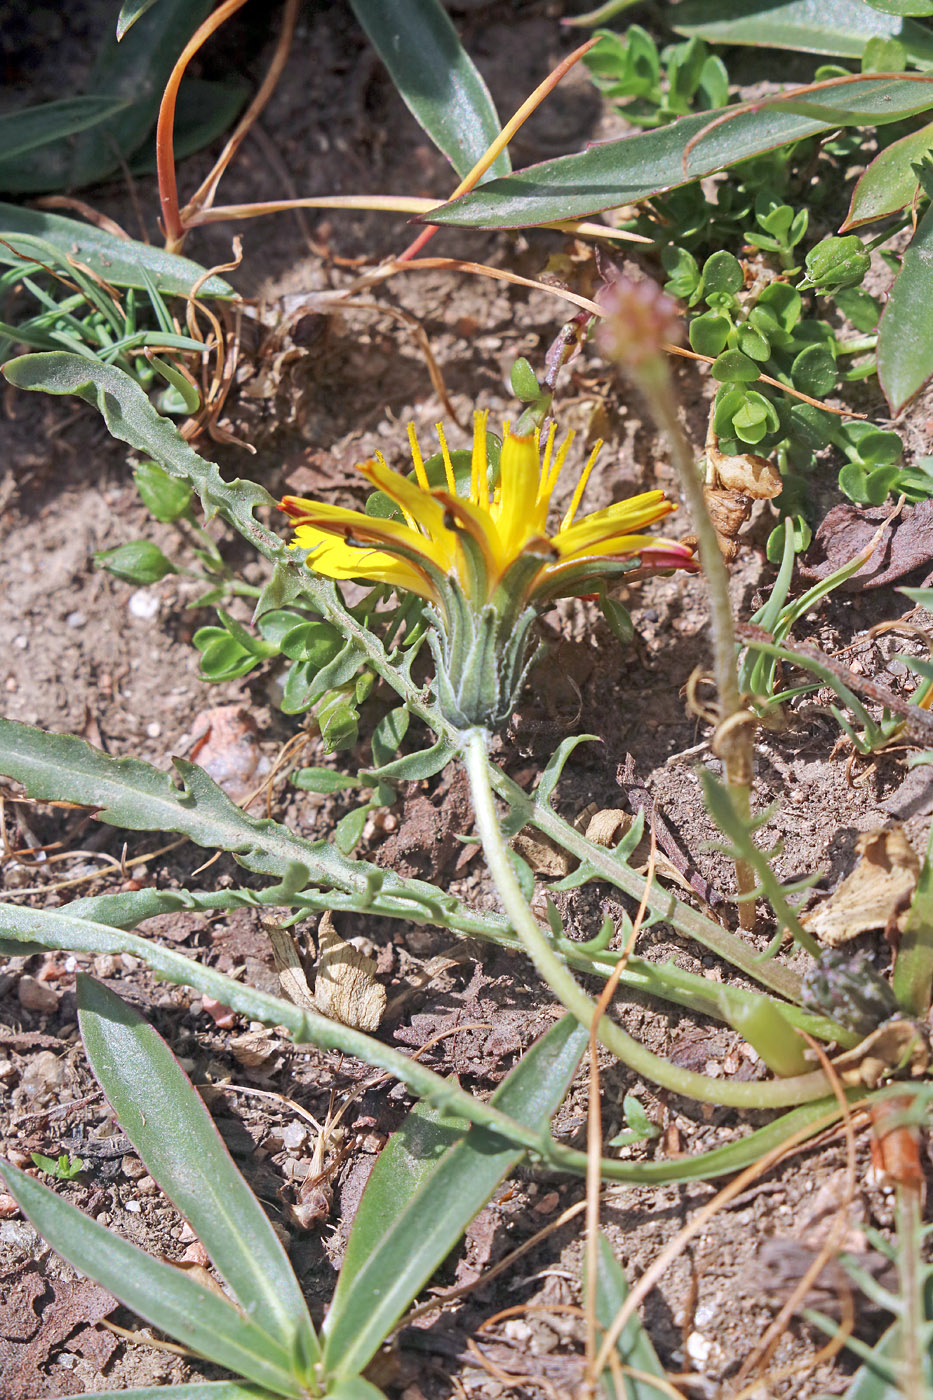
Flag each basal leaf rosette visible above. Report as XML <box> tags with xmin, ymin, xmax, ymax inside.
<box><xmin>280</xmin><ymin>414</ymin><xmax>695</xmax><ymax>730</ymax></box>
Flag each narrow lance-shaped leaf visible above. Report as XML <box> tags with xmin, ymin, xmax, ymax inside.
<box><xmin>322</xmin><ymin>1016</ymin><xmax>588</xmax><ymax>1378</ymax></box>
<box><xmin>350</xmin><ymin>0</ymin><xmax>509</xmax><ymax>181</ymax></box>
<box><xmin>878</xmin><ymin>201</ymin><xmax>933</xmax><ymax>413</ymax></box>
<box><xmin>0</xmin><ymin>205</ymin><xmax>234</xmax><ymax>297</ymax></box>
<box><xmin>68</xmin><ymin>0</ymin><xmax>216</xmax><ymax>189</ymax></box>
<box><xmin>0</xmin><ymin>96</ymin><xmax>129</xmax><ymax>166</ymax></box>
<box><xmin>426</xmin><ymin>75</ymin><xmax>933</xmax><ymax>229</ymax></box>
<box><xmin>590</xmin><ymin>1232</ymin><xmax>667</xmax><ymax>1400</ymax></box>
<box><xmin>77</xmin><ymin>976</ymin><xmax>319</xmax><ymax>1363</ymax></box>
<box><xmin>0</xmin><ymin>1163</ymin><xmax>304</xmax><ymax>1397</ymax></box>
<box><xmin>672</xmin><ymin>0</ymin><xmax>933</xmax><ymax>61</ymax></box>
<box><xmin>843</xmin><ymin>119</ymin><xmax>933</xmax><ymax>229</ymax></box>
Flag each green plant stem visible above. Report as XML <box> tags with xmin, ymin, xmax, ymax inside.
<box><xmin>463</xmin><ymin>727</ymin><xmax>832</xmax><ymax>1110</ymax></box>
<box><xmin>636</xmin><ymin>357</ymin><xmax>758</xmax><ymax>929</ymax></box>
<box><xmin>893</xmin><ymin>818</ymin><xmax>933</xmax><ymax>1016</ymax></box>
<box><xmin>896</xmin><ymin>1181</ymin><xmax>928</xmax><ymax>1400</ymax></box>
<box><xmin>0</xmin><ymin>905</ymin><xmax>876</xmax><ymax>1184</ymax></box>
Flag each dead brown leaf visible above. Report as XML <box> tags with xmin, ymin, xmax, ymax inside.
<box><xmin>708</xmin><ymin>446</ymin><xmax>783</xmax><ymax>498</ymax></box>
<box><xmin>313</xmin><ymin>912</ymin><xmax>386</xmax><ymax>1032</ymax></box>
<box><xmin>800</xmin><ymin>500</ymin><xmax>933</xmax><ymax>590</ymax></box>
<box><xmin>0</xmin><ymin>1261</ymin><xmax>117</xmax><ymax>1399</ymax></box>
<box><xmin>831</xmin><ymin>1019</ymin><xmax>929</xmax><ymax>1089</ymax></box>
<box><xmin>801</xmin><ymin>828</ymin><xmax>920</xmax><ymax>946</ymax></box>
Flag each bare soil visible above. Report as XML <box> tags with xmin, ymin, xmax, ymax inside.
<box><xmin>2</xmin><ymin>3</ymin><xmax>932</xmax><ymax>1397</ymax></box>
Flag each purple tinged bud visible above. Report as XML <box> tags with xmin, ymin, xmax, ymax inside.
<box><xmin>596</xmin><ymin>273</ymin><xmax>683</xmax><ymax>369</ymax></box>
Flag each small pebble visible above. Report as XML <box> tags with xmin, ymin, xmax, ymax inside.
<box><xmin>686</xmin><ymin>1332</ymin><xmax>712</xmax><ymax>1365</ymax></box>
<box><xmin>0</xmin><ymin>1194</ymin><xmax>20</xmax><ymax>1219</ymax></box>
<box><xmin>128</xmin><ymin>589</ymin><xmax>160</xmax><ymax>620</ymax></box>
<box><xmin>135</xmin><ymin>1176</ymin><xmax>158</xmax><ymax>1196</ymax></box>
<box><xmin>65</xmin><ymin>611</ymin><xmax>87</xmax><ymax>629</ymax></box>
<box><xmin>13</xmin><ymin>635</ymin><xmax>28</xmax><ymax>650</ymax></box>
<box><xmin>146</xmin><ymin>722</ymin><xmax>162</xmax><ymax>739</ymax></box>
<box><xmin>181</xmin><ymin>1241</ymin><xmax>211</xmax><ymax>1267</ymax></box>
<box><xmin>17</xmin><ymin>976</ymin><xmax>60</xmax><ymax>1014</ymax></box>
<box><xmin>125</xmin><ymin>1200</ymin><xmax>142</xmax><ymax>1214</ymax></box>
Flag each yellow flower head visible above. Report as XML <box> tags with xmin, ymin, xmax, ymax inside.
<box><xmin>280</xmin><ymin>414</ymin><xmax>695</xmax><ymax>730</ymax></box>
<box><xmin>280</xmin><ymin>412</ymin><xmax>695</xmax><ymax>610</ymax></box>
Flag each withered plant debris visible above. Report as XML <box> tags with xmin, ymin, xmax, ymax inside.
<box><xmin>0</xmin><ymin>1260</ymin><xmax>117</xmax><ymax>1400</ymax></box>
<box><xmin>801</xmin><ymin>828</ymin><xmax>920</xmax><ymax>946</ymax></box>
<box><xmin>800</xmin><ymin>500</ymin><xmax>933</xmax><ymax>590</ymax></box>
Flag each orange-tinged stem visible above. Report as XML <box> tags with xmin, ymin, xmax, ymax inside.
<box><xmin>397</xmin><ymin>38</ymin><xmax>599</xmax><ymax>262</ymax></box>
<box><xmin>156</xmin><ymin>0</ymin><xmax>249</xmax><ymax>252</ymax></box>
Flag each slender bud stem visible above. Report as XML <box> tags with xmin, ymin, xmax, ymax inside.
<box><xmin>597</xmin><ymin>275</ymin><xmax>758</xmax><ymax>930</ymax></box>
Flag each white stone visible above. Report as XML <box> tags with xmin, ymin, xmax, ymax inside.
<box><xmin>128</xmin><ymin>590</ymin><xmax>160</xmax><ymax>619</ymax></box>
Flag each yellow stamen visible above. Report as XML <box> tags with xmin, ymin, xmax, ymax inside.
<box><xmin>538</xmin><ymin>422</ymin><xmax>557</xmax><ymax>503</ymax></box>
<box><xmin>436</xmin><ymin>422</ymin><xmax>457</xmax><ymax>494</ymax></box>
<box><xmin>545</xmin><ymin>429</ymin><xmax>574</xmax><ymax>500</ymax></box>
<box><xmin>407</xmin><ymin>424</ymin><xmax>430</xmax><ymax>491</ymax></box>
<box><xmin>561</xmin><ymin>440</ymin><xmax>602</xmax><ymax>530</ymax></box>
<box><xmin>471</xmin><ymin>409</ymin><xmax>488</xmax><ymax>506</ymax></box>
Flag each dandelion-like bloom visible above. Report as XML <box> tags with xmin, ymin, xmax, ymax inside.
<box><xmin>281</xmin><ymin>414</ymin><xmax>695</xmax><ymax>729</ymax></box>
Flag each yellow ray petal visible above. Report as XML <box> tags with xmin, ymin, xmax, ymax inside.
<box><xmin>291</xmin><ymin>526</ymin><xmax>436</xmax><ymax>599</ymax></box>
<box><xmin>495</xmin><ymin>430</ymin><xmax>548</xmax><ymax>555</ymax></box>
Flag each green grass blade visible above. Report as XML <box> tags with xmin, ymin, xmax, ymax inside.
<box><xmin>0</xmin><ymin>206</ymin><xmax>235</xmax><ymax>297</ymax></box>
<box><xmin>350</xmin><ymin>0</ymin><xmax>509</xmax><ymax>180</ymax></box>
<box><xmin>427</xmin><ymin>75</ymin><xmax>933</xmax><ymax>229</ymax></box>
<box><xmin>591</xmin><ymin>1232</ymin><xmax>667</xmax><ymax>1399</ymax></box>
<box><xmin>0</xmin><ymin>1163</ymin><xmax>303</xmax><ymax>1397</ymax></box>
<box><xmin>77</xmin><ymin>976</ymin><xmax>319</xmax><ymax>1364</ymax></box>
<box><xmin>322</xmin><ymin>1017</ymin><xmax>587</xmax><ymax>1378</ymax></box>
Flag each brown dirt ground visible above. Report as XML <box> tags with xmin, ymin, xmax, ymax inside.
<box><xmin>2</xmin><ymin>2</ymin><xmax>932</xmax><ymax>1397</ymax></box>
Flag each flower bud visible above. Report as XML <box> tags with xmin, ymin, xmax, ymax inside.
<box><xmin>596</xmin><ymin>273</ymin><xmax>683</xmax><ymax>369</ymax></box>
<box><xmin>799</xmin><ymin>235</ymin><xmax>871</xmax><ymax>292</ymax></box>
<box><xmin>94</xmin><ymin>541</ymin><xmax>178</xmax><ymax>584</ymax></box>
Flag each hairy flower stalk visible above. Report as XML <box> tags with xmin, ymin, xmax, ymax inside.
<box><xmin>597</xmin><ymin>274</ymin><xmax>759</xmax><ymax>929</ymax></box>
<box><xmin>281</xmin><ymin>414</ymin><xmax>696</xmax><ymax>729</ymax></box>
